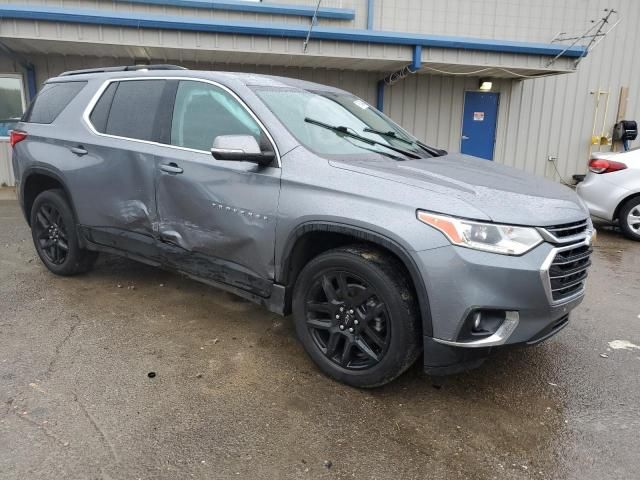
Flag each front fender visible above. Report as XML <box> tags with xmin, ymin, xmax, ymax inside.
<box><xmin>278</xmin><ymin>220</ymin><xmax>435</xmax><ymax>337</ymax></box>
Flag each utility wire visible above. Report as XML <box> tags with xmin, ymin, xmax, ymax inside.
<box><xmin>420</xmin><ymin>65</ymin><xmax>570</xmax><ymax>79</ymax></box>
<box><xmin>550</xmin><ymin>158</ymin><xmax>573</xmax><ymax>186</ymax></box>
<box><xmin>303</xmin><ymin>0</ymin><xmax>322</xmax><ymax>53</ymax></box>
<box><xmin>384</xmin><ymin>64</ymin><xmax>573</xmax><ymax>86</ymax></box>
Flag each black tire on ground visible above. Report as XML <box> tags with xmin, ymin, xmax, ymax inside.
<box><xmin>619</xmin><ymin>197</ymin><xmax>640</xmax><ymax>241</ymax></box>
<box><xmin>292</xmin><ymin>244</ymin><xmax>422</xmax><ymax>388</ymax></box>
<box><xmin>30</xmin><ymin>189</ymin><xmax>98</xmax><ymax>275</ymax></box>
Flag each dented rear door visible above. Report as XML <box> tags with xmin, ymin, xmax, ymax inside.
<box><xmin>78</xmin><ymin>78</ymin><xmax>171</xmax><ymax>256</ymax></box>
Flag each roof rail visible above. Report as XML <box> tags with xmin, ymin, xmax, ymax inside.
<box><xmin>59</xmin><ymin>64</ymin><xmax>187</xmax><ymax>77</ymax></box>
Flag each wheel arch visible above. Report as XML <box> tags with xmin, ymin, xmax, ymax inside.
<box><xmin>21</xmin><ymin>167</ymin><xmax>78</xmax><ymax>227</ymax></box>
<box><xmin>614</xmin><ymin>191</ymin><xmax>640</xmax><ymax>220</ymax></box>
<box><xmin>278</xmin><ymin>222</ymin><xmax>433</xmax><ymax>336</ymax></box>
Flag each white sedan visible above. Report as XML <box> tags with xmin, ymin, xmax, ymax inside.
<box><xmin>577</xmin><ymin>148</ymin><xmax>640</xmax><ymax>241</ymax></box>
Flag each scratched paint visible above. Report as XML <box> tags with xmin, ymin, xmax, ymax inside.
<box><xmin>117</xmin><ymin>200</ymin><xmax>153</xmax><ymax>230</ymax></box>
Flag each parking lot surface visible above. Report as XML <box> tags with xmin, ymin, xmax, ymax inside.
<box><xmin>1</xmin><ymin>196</ymin><xmax>639</xmax><ymax>479</ymax></box>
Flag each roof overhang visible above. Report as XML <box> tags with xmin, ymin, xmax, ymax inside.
<box><xmin>0</xmin><ymin>4</ymin><xmax>586</xmax><ymax>78</ymax></box>
<box><xmin>120</xmin><ymin>0</ymin><xmax>356</xmax><ymax>20</ymax></box>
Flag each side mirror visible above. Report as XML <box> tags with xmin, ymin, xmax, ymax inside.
<box><xmin>210</xmin><ymin>135</ymin><xmax>275</xmax><ymax>166</ymax></box>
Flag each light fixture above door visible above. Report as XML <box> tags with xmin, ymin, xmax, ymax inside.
<box><xmin>479</xmin><ymin>79</ymin><xmax>493</xmax><ymax>91</ymax></box>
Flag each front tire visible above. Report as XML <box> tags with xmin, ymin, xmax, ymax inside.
<box><xmin>619</xmin><ymin>197</ymin><xmax>640</xmax><ymax>241</ymax></box>
<box><xmin>30</xmin><ymin>189</ymin><xmax>98</xmax><ymax>275</ymax></box>
<box><xmin>292</xmin><ymin>245</ymin><xmax>422</xmax><ymax>388</ymax></box>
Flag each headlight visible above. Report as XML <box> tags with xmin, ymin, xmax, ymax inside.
<box><xmin>417</xmin><ymin>211</ymin><xmax>543</xmax><ymax>255</ymax></box>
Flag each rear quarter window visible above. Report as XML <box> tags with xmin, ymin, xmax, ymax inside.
<box><xmin>101</xmin><ymin>80</ymin><xmax>166</xmax><ymax>142</ymax></box>
<box><xmin>23</xmin><ymin>81</ymin><xmax>87</xmax><ymax>124</ymax></box>
<box><xmin>89</xmin><ymin>82</ymin><xmax>118</xmax><ymax>133</ymax></box>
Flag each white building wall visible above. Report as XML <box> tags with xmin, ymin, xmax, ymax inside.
<box><xmin>374</xmin><ymin>0</ymin><xmax>621</xmax><ymax>42</ymax></box>
<box><xmin>0</xmin><ymin>0</ymin><xmax>366</xmax><ymax>28</ymax></box>
<box><xmin>376</xmin><ymin>0</ymin><xmax>640</xmax><ymax>180</ymax></box>
<box><xmin>263</xmin><ymin>0</ymin><xmax>640</xmax><ymax>179</ymax></box>
<box><xmin>1</xmin><ymin>0</ymin><xmax>639</xmax><ymax>184</ymax></box>
<box><xmin>0</xmin><ymin>141</ymin><xmax>13</xmax><ymax>186</ymax></box>
<box><xmin>20</xmin><ymin>53</ymin><xmax>380</xmax><ymax>101</ymax></box>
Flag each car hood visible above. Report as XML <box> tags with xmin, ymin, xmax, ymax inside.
<box><xmin>330</xmin><ymin>153</ymin><xmax>587</xmax><ymax>226</ymax></box>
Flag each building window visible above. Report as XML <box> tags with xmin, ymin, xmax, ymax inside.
<box><xmin>0</xmin><ymin>74</ymin><xmax>26</xmax><ymax>137</ymax></box>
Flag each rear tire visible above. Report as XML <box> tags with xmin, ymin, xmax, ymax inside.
<box><xmin>30</xmin><ymin>189</ymin><xmax>98</xmax><ymax>275</ymax></box>
<box><xmin>292</xmin><ymin>245</ymin><xmax>422</xmax><ymax>388</ymax></box>
<box><xmin>619</xmin><ymin>197</ymin><xmax>640</xmax><ymax>241</ymax></box>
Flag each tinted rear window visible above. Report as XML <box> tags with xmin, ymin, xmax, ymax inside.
<box><xmin>89</xmin><ymin>82</ymin><xmax>117</xmax><ymax>133</ymax></box>
<box><xmin>104</xmin><ymin>80</ymin><xmax>166</xmax><ymax>141</ymax></box>
<box><xmin>23</xmin><ymin>81</ymin><xmax>86</xmax><ymax>124</ymax></box>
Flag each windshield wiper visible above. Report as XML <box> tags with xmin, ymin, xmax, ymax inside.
<box><xmin>364</xmin><ymin>127</ymin><xmax>446</xmax><ymax>157</ymax></box>
<box><xmin>416</xmin><ymin>141</ymin><xmax>447</xmax><ymax>157</ymax></box>
<box><xmin>341</xmin><ymin>137</ymin><xmax>402</xmax><ymax>160</ymax></box>
<box><xmin>304</xmin><ymin>117</ymin><xmax>421</xmax><ymax>159</ymax></box>
<box><xmin>362</xmin><ymin>127</ymin><xmax>414</xmax><ymax>146</ymax></box>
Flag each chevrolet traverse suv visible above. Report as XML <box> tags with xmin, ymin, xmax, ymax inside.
<box><xmin>11</xmin><ymin>65</ymin><xmax>594</xmax><ymax>387</ymax></box>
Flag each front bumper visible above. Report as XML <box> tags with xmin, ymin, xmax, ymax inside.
<box><xmin>414</xmin><ymin>241</ymin><xmax>587</xmax><ymax>375</ymax></box>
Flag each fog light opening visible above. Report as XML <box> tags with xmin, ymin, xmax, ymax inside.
<box><xmin>462</xmin><ymin>309</ymin><xmax>510</xmax><ymax>340</ymax></box>
<box><xmin>472</xmin><ymin>312</ymin><xmax>482</xmax><ymax>332</ymax></box>
<box><xmin>434</xmin><ymin>311</ymin><xmax>520</xmax><ymax>347</ymax></box>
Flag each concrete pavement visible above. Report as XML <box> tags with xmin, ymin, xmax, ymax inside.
<box><xmin>1</xmin><ymin>198</ymin><xmax>639</xmax><ymax>479</ymax></box>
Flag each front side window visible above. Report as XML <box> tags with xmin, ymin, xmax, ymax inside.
<box><xmin>171</xmin><ymin>80</ymin><xmax>262</xmax><ymax>152</ymax></box>
<box><xmin>254</xmin><ymin>87</ymin><xmax>428</xmax><ymax>159</ymax></box>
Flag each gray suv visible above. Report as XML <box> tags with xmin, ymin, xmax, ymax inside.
<box><xmin>11</xmin><ymin>65</ymin><xmax>594</xmax><ymax>387</ymax></box>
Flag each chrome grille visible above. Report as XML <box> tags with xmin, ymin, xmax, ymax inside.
<box><xmin>542</xmin><ymin>220</ymin><xmax>589</xmax><ymax>240</ymax></box>
<box><xmin>548</xmin><ymin>242</ymin><xmax>592</xmax><ymax>302</ymax></box>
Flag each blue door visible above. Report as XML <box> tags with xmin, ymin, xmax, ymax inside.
<box><xmin>461</xmin><ymin>91</ymin><xmax>499</xmax><ymax>160</ymax></box>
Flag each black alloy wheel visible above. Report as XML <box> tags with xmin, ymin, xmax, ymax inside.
<box><xmin>305</xmin><ymin>270</ymin><xmax>391</xmax><ymax>370</ymax></box>
<box><xmin>30</xmin><ymin>189</ymin><xmax>98</xmax><ymax>276</ymax></box>
<box><xmin>293</xmin><ymin>245</ymin><xmax>422</xmax><ymax>388</ymax></box>
<box><xmin>33</xmin><ymin>202</ymin><xmax>69</xmax><ymax>265</ymax></box>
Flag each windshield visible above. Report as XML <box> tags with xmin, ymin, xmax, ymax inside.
<box><xmin>254</xmin><ymin>87</ymin><xmax>431</xmax><ymax>159</ymax></box>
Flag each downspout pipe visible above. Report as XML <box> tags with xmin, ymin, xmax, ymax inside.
<box><xmin>25</xmin><ymin>64</ymin><xmax>37</xmax><ymax>101</ymax></box>
<box><xmin>411</xmin><ymin>45</ymin><xmax>422</xmax><ymax>72</ymax></box>
<box><xmin>367</xmin><ymin>0</ymin><xmax>374</xmax><ymax>30</ymax></box>
<box><xmin>377</xmin><ymin>45</ymin><xmax>422</xmax><ymax>111</ymax></box>
<box><xmin>376</xmin><ymin>79</ymin><xmax>384</xmax><ymax>111</ymax></box>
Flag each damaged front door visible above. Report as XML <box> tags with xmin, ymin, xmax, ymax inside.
<box><xmin>155</xmin><ymin>80</ymin><xmax>281</xmax><ymax>297</ymax></box>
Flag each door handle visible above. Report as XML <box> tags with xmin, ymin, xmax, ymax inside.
<box><xmin>160</xmin><ymin>162</ymin><xmax>183</xmax><ymax>174</ymax></box>
<box><xmin>70</xmin><ymin>145</ymin><xmax>88</xmax><ymax>156</ymax></box>
<box><xmin>461</xmin><ymin>135</ymin><xmax>470</xmax><ymax>140</ymax></box>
